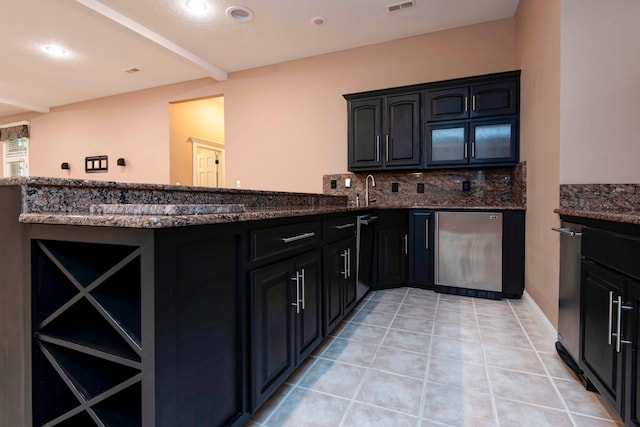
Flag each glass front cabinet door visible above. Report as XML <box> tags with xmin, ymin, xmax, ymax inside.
<box><xmin>469</xmin><ymin>118</ymin><xmax>517</xmax><ymax>165</ymax></box>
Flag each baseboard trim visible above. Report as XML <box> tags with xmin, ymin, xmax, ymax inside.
<box><xmin>522</xmin><ymin>290</ymin><xmax>557</xmax><ymax>340</ymax></box>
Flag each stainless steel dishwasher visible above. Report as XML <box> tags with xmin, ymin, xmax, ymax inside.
<box><xmin>434</xmin><ymin>211</ymin><xmax>503</xmax><ymax>299</ymax></box>
<box><xmin>552</xmin><ymin>221</ymin><xmax>594</xmax><ymax>390</ymax></box>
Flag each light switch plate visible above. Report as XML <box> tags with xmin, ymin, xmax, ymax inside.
<box><xmin>345</xmin><ymin>178</ymin><xmax>352</xmax><ymax>188</ymax></box>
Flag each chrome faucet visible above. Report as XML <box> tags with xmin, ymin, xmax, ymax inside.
<box><xmin>365</xmin><ymin>174</ymin><xmax>376</xmax><ymax>207</ymax></box>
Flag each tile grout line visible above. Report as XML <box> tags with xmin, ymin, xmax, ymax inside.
<box><xmin>417</xmin><ymin>290</ymin><xmax>440</xmax><ymax>425</ymax></box>
<box><xmin>474</xmin><ymin>297</ymin><xmax>501</xmax><ymax>427</ymax></box>
<box><xmin>507</xmin><ymin>298</ymin><xmax>580</xmax><ymax>427</ymax></box>
<box><xmin>337</xmin><ymin>287</ymin><xmax>410</xmax><ymax>427</ymax></box>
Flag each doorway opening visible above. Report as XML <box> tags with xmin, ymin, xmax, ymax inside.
<box><xmin>168</xmin><ymin>95</ymin><xmax>225</xmax><ymax>187</ymax></box>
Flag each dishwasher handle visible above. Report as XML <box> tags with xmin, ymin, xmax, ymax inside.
<box><xmin>359</xmin><ymin>216</ymin><xmax>378</xmax><ymax>226</ymax></box>
<box><xmin>552</xmin><ymin>227</ymin><xmax>582</xmax><ymax>237</ymax></box>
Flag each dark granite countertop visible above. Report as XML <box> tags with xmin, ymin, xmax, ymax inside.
<box><xmin>557</xmin><ymin>184</ymin><xmax>640</xmax><ymax>225</ymax></box>
<box><xmin>555</xmin><ymin>208</ymin><xmax>640</xmax><ymax>225</ymax></box>
<box><xmin>19</xmin><ymin>206</ymin><xmax>369</xmax><ymax>228</ymax></box>
<box><xmin>2</xmin><ymin>177</ymin><xmax>526</xmax><ymax>229</ymax></box>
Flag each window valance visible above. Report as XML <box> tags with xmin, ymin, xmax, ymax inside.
<box><xmin>0</xmin><ymin>124</ymin><xmax>29</xmax><ymax>140</ymax></box>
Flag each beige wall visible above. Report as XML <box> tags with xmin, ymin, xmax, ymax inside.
<box><xmin>515</xmin><ymin>0</ymin><xmax>562</xmax><ymax>326</ymax></box>
<box><xmin>0</xmin><ymin>18</ymin><xmax>517</xmax><ymax>192</ymax></box>
<box><xmin>560</xmin><ymin>0</ymin><xmax>640</xmax><ymax>184</ymax></box>
<box><xmin>169</xmin><ymin>97</ymin><xmax>224</xmax><ymax>185</ymax></box>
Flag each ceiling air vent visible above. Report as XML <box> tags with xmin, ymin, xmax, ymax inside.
<box><xmin>387</xmin><ymin>0</ymin><xmax>415</xmax><ymax>13</ymax></box>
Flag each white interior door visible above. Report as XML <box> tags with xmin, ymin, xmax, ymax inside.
<box><xmin>196</xmin><ymin>151</ymin><xmax>219</xmax><ymax>187</ymax></box>
<box><xmin>192</xmin><ymin>138</ymin><xmax>225</xmax><ymax>188</ymax></box>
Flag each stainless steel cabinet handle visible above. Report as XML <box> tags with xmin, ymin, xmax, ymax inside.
<box><xmin>281</xmin><ymin>232</ymin><xmax>315</xmax><ymax>243</ymax></box>
<box><xmin>291</xmin><ymin>274</ymin><xmax>300</xmax><ymax>314</ymax></box>
<box><xmin>464</xmin><ymin>96</ymin><xmax>468</xmax><ymax>113</ymax></box>
<box><xmin>471</xmin><ymin>142</ymin><xmax>475</xmax><ymax>158</ymax></box>
<box><xmin>404</xmin><ymin>234</ymin><xmax>408</xmax><ymax>255</ymax></box>
<box><xmin>425</xmin><ymin>219</ymin><xmax>429</xmax><ymax>250</ymax></box>
<box><xmin>464</xmin><ymin>143</ymin><xmax>468</xmax><ymax>159</ymax></box>
<box><xmin>347</xmin><ymin>248</ymin><xmax>351</xmax><ymax>277</ymax></box>
<box><xmin>472</xmin><ymin>95</ymin><xmax>476</xmax><ymax>111</ymax></box>
<box><xmin>300</xmin><ymin>269</ymin><xmax>306</xmax><ymax>310</ymax></box>
<box><xmin>334</xmin><ymin>223</ymin><xmax>355</xmax><ymax>230</ymax></box>
<box><xmin>616</xmin><ymin>296</ymin><xmax>634</xmax><ymax>352</ymax></box>
<box><xmin>341</xmin><ymin>250</ymin><xmax>349</xmax><ymax>279</ymax></box>
<box><xmin>551</xmin><ymin>227</ymin><xmax>583</xmax><ymax>237</ymax></box>
<box><xmin>386</xmin><ymin>135</ymin><xmax>390</xmax><ymax>162</ymax></box>
<box><xmin>608</xmin><ymin>291</ymin><xmax>614</xmax><ymax>346</ymax></box>
<box><xmin>376</xmin><ymin>136</ymin><xmax>380</xmax><ymax>162</ymax></box>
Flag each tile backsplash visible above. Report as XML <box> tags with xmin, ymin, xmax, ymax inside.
<box><xmin>323</xmin><ymin>162</ymin><xmax>526</xmax><ymax>208</ymax></box>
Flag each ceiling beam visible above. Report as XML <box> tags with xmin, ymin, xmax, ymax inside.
<box><xmin>0</xmin><ymin>98</ymin><xmax>50</xmax><ymax>114</ymax></box>
<box><xmin>72</xmin><ymin>0</ymin><xmax>228</xmax><ymax>81</ymax></box>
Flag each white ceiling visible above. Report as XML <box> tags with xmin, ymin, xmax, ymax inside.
<box><xmin>0</xmin><ymin>0</ymin><xmax>520</xmax><ymax>119</ymax></box>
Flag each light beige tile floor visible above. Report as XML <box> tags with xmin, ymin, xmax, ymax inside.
<box><xmin>248</xmin><ymin>287</ymin><xmax>623</xmax><ymax>427</ymax></box>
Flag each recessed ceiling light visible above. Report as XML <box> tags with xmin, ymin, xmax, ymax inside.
<box><xmin>42</xmin><ymin>45</ymin><xmax>68</xmax><ymax>57</ymax></box>
<box><xmin>185</xmin><ymin>0</ymin><xmax>208</xmax><ymax>15</ymax></box>
<box><xmin>311</xmin><ymin>16</ymin><xmax>326</xmax><ymax>26</ymax></box>
<box><xmin>226</xmin><ymin>6</ymin><xmax>254</xmax><ymax>22</ymax></box>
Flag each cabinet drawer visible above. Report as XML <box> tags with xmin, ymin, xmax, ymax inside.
<box><xmin>251</xmin><ymin>221</ymin><xmax>321</xmax><ymax>262</ymax></box>
<box><xmin>323</xmin><ymin>216</ymin><xmax>357</xmax><ymax>243</ymax></box>
<box><xmin>583</xmin><ymin>228</ymin><xmax>640</xmax><ymax>280</ymax></box>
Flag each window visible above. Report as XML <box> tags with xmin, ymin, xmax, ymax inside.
<box><xmin>3</xmin><ymin>137</ymin><xmax>29</xmax><ymax>177</ymax></box>
<box><xmin>2</xmin><ymin>122</ymin><xmax>29</xmax><ymax>177</ymax></box>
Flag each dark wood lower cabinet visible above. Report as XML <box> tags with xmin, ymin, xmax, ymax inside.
<box><xmin>625</xmin><ymin>284</ymin><xmax>640</xmax><ymax>427</ymax></box>
<box><xmin>250</xmin><ymin>250</ymin><xmax>322</xmax><ymax>410</ymax></box>
<box><xmin>409</xmin><ymin>210</ymin><xmax>433</xmax><ymax>287</ymax></box>
<box><xmin>580</xmin><ymin>260</ymin><xmax>624</xmax><ymax>414</ymax></box>
<box><xmin>377</xmin><ymin>211</ymin><xmax>408</xmax><ymax>288</ymax></box>
<box><xmin>30</xmin><ymin>224</ymin><xmax>249</xmax><ymax>427</ymax></box>
<box><xmin>580</xmin><ymin>226</ymin><xmax>640</xmax><ymax>426</ymax></box>
<box><xmin>322</xmin><ymin>238</ymin><xmax>357</xmax><ymax>334</ymax></box>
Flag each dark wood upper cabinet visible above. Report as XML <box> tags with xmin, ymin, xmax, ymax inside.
<box><xmin>470</xmin><ymin>80</ymin><xmax>518</xmax><ymax>118</ymax></box>
<box><xmin>348</xmin><ymin>98</ymin><xmax>383</xmax><ymax>169</ymax></box>
<box><xmin>345</xmin><ymin>70</ymin><xmax>520</xmax><ymax>172</ymax></box>
<box><xmin>347</xmin><ymin>93</ymin><xmax>421</xmax><ymax>171</ymax></box>
<box><xmin>385</xmin><ymin>93</ymin><xmax>422</xmax><ymax>167</ymax></box>
<box><xmin>425</xmin><ymin>87</ymin><xmax>469</xmax><ymax>122</ymax></box>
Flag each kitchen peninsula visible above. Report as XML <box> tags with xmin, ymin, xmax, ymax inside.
<box><xmin>0</xmin><ymin>174</ymin><xmax>525</xmax><ymax>427</ymax></box>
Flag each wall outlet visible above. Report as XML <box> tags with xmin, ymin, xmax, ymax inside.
<box><xmin>391</xmin><ymin>182</ymin><xmax>399</xmax><ymax>193</ymax></box>
<box><xmin>236</xmin><ymin>180</ymin><xmax>241</xmax><ymax>188</ymax></box>
<box><xmin>344</xmin><ymin>178</ymin><xmax>351</xmax><ymax>188</ymax></box>
<box><xmin>331</xmin><ymin>179</ymin><xmax>337</xmax><ymax>189</ymax></box>
<box><xmin>417</xmin><ymin>183</ymin><xmax>425</xmax><ymax>193</ymax></box>
<box><xmin>462</xmin><ymin>180</ymin><xmax>471</xmax><ymax>192</ymax></box>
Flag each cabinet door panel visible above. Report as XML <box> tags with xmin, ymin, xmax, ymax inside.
<box><xmin>251</xmin><ymin>262</ymin><xmax>295</xmax><ymax>408</ymax></box>
<box><xmin>409</xmin><ymin>211</ymin><xmax>433</xmax><ymax>286</ymax></box>
<box><xmin>470</xmin><ymin>119</ymin><xmax>517</xmax><ymax>165</ymax></box>
<box><xmin>426</xmin><ymin>123</ymin><xmax>469</xmax><ymax>166</ymax></box>
<box><xmin>343</xmin><ymin>239</ymin><xmax>357</xmax><ymax>312</ymax></box>
<box><xmin>426</xmin><ymin>87</ymin><xmax>469</xmax><ymax>121</ymax></box>
<box><xmin>349</xmin><ymin>99</ymin><xmax>382</xmax><ymax>169</ymax></box>
<box><xmin>580</xmin><ymin>260</ymin><xmax>624</xmax><ymax>414</ymax></box>
<box><xmin>378</xmin><ymin>211</ymin><xmax>408</xmax><ymax>288</ymax></box>
<box><xmin>295</xmin><ymin>252</ymin><xmax>322</xmax><ymax>362</ymax></box>
<box><xmin>625</xmin><ymin>282</ymin><xmax>640</xmax><ymax>427</ymax></box>
<box><xmin>471</xmin><ymin>80</ymin><xmax>518</xmax><ymax>118</ymax></box>
<box><xmin>386</xmin><ymin>93</ymin><xmax>421</xmax><ymax>167</ymax></box>
<box><xmin>322</xmin><ymin>242</ymin><xmax>344</xmax><ymax>334</ymax></box>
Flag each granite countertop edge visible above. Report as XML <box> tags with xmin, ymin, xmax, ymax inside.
<box><xmin>20</xmin><ymin>204</ymin><xmax>526</xmax><ymax>228</ymax></box>
<box><xmin>555</xmin><ymin>208</ymin><xmax>640</xmax><ymax>225</ymax></box>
